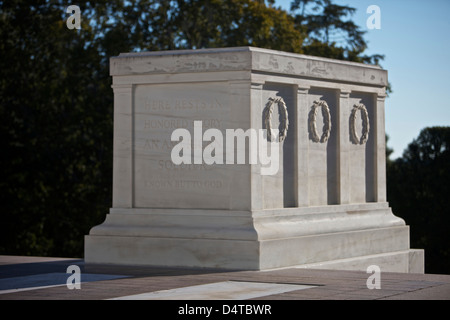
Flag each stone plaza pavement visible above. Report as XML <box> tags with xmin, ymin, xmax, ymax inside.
<box><xmin>0</xmin><ymin>255</ymin><xmax>449</xmax><ymax>301</ymax></box>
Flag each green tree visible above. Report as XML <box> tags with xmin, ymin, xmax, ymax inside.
<box><xmin>172</xmin><ymin>0</ymin><xmax>304</xmax><ymax>52</ymax></box>
<box><xmin>290</xmin><ymin>0</ymin><xmax>384</xmax><ymax>65</ymax></box>
<box><xmin>93</xmin><ymin>0</ymin><xmax>305</xmax><ymax>54</ymax></box>
<box><xmin>0</xmin><ymin>1</ymin><xmax>112</xmax><ymax>256</ymax></box>
<box><xmin>387</xmin><ymin>127</ymin><xmax>450</xmax><ymax>274</ymax></box>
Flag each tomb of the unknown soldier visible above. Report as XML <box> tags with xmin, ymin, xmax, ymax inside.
<box><xmin>85</xmin><ymin>47</ymin><xmax>424</xmax><ymax>273</ymax></box>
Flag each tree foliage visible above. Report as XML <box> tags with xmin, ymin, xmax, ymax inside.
<box><xmin>0</xmin><ymin>1</ymin><xmax>113</xmax><ymax>256</ymax></box>
<box><xmin>290</xmin><ymin>0</ymin><xmax>384</xmax><ymax>64</ymax></box>
<box><xmin>1</xmin><ymin>0</ymin><xmax>388</xmax><ymax>258</ymax></box>
<box><xmin>387</xmin><ymin>127</ymin><xmax>450</xmax><ymax>274</ymax></box>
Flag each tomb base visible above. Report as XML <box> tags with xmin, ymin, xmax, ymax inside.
<box><xmin>85</xmin><ymin>203</ymin><xmax>424</xmax><ymax>272</ymax></box>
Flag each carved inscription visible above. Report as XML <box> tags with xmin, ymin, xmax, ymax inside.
<box><xmin>158</xmin><ymin>160</ymin><xmax>210</xmax><ymax>171</ymax></box>
<box><xmin>145</xmin><ymin>179</ymin><xmax>223</xmax><ymax>189</ymax></box>
<box><xmin>145</xmin><ymin>97</ymin><xmax>224</xmax><ymax>111</ymax></box>
<box><xmin>133</xmin><ymin>83</ymin><xmax>231</xmax><ymax>208</ymax></box>
<box><xmin>143</xmin><ymin>139</ymin><xmax>177</xmax><ymax>151</ymax></box>
<box><xmin>143</xmin><ymin>118</ymin><xmax>222</xmax><ymax>130</ymax></box>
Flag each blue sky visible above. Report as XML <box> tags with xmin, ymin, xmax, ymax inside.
<box><xmin>276</xmin><ymin>0</ymin><xmax>450</xmax><ymax>159</ymax></box>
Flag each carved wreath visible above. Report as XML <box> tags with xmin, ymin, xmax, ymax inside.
<box><xmin>309</xmin><ymin>100</ymin><xmax>332</xmax><ymax>143</ymax></box>
<box><xmin>350</xmin><ymin>103</ymin><xmax>370</xmax><ymax>145</ymax></box>
<box><xmin>263</xmin><ymin>97</ymin><xmax>289</xmax><ymax>142</ymax></box>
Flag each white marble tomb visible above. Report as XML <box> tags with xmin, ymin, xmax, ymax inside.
<box><xmin>85</xmin><ymin>47</ymin><xmax>424</xmax><ymax>272</ymax></box>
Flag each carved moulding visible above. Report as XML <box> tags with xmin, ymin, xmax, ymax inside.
<box><xmin>309</xmin><ymin>100</ymin><xmax>332</xmax><ymax>143</ymax></box>
<box><xmin>263</xmin><ymin>97</ymin><xmax>289</xmax><ymax>142</ymax></box>
<box><xmin>350</xmin><ymin>103</ymin><xmax>370</xmax><ymax>145</ymax></box>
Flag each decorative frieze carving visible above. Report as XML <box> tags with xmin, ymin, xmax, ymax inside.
<box><xmin>263</xmin><ymin>97</ymin><xmax>289</xmax><ymax>142</ymax></box>
<box><xmin>350</xmin><ymin>103</ymin><xmax>370</xmax><ymax>145</ymax></box>
<box><xmin>308</xmin><ymin>100</ymin><xmax>332</xmax><ymax>143</ymax></box>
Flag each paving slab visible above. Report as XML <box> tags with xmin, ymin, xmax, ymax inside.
<box><xmin>0</xmin><ymin>255</ymin><xmax>449</xmax><ymax>301</ymax></box>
